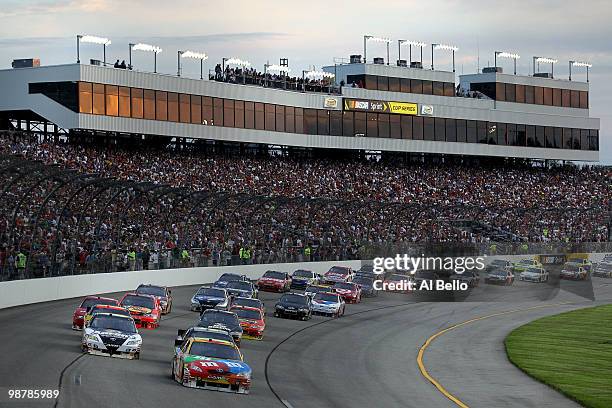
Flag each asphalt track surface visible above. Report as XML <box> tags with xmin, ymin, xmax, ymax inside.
<box><xmin>1</xmin><ymin>269</ymin><xmax>612</xmax><ymax>408</ymax></box>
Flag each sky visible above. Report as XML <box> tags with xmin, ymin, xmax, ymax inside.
<box><xmin>0</xmin><ymin>0</ymin><xmax>610</xmax><ymax>163</ymax></box>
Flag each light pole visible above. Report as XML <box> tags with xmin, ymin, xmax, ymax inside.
<box><xmin>363</xmin><ymin>35</ymin><xmax>372</xmax><ymax>64</ymax></box>
<box><xmin>495</xmin><ymin>51</ymin><xmax>520</xmax><ymax>75</ymax></box>
<box><xmin>533</xmin><ymin>56</ymin><xmax>557</xmax><ymax>77</ymax></box>
<box><xmin>224</xmin><ymin>58</ymin><xmax>251</xmax><ymax>84</ymax></box>
<box><xmin>363</xmin><ymin>35</ymin><xmax>391</xmax><ymax>64</ymax></box>
<box><xmin>77</xmin><ymin>35</ymin><xmax>111</xmax><ymax>65</ymax></box>
<box><xmin>431</xmin><ymin>43</ymin><xmax>458</xmax><ymax>71</ymax></box>
<box><xmin>178</xmin><ymin>50</ymin><xmax>208</xmax><ymax>78</ymax></box>
<box><xmin>130</xmin><ymin>43</ymin><xmax>162</xmax><ymax>72</ymax></box>
<box><xmin>569</xmin><ymin>60</ymin><xmax>592</xmax><ymax>82</ymax></box>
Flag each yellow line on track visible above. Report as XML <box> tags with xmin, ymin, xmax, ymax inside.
<box><xmin>417</xmin><ymin>302</ymin><xmax>573</xmax><ymax>408</ymax></box>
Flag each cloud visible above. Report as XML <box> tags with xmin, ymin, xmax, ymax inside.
<box><xmin>0</xmin><ymin>0</ymin><xmax>110</xmax><ymax>17</ymax></box>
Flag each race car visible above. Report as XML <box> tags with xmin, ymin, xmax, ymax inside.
<box><xmin>72</xmin><ymin>296</ymin><xmax>119</xmax><ymax>330</ymax></box>
<box><xmin>198</xmin><ymin>309</ymin><xmax>243</xmax><ymax>346</ymax></box>
<box><xmin>519</xmin><ymin>266</ymin><xmax>549</xmax><ymax>283</ymax></box>
<box><xmin>225</xmin><ymin>280</ymin><xmax>258</xmax><ymax>299</ymax></box>
<box><xmin>486</xmin><ymin>259</ymin><xmax>512</xmax><ymax>273</ymax></box>
<box><xmin>172</xmin><ymin>337</ymin><xmax>252</xmax><ymax>394</ymax></box>
<box><xmin>257</xmin><ymin>270</ymin><xmax>291</xmax><ymax>292</ymax></box>
<box><xmin>450</xmin><ymin>270</ymin><xmax>480</xmax><ymax>288</ymax></box>
<box><xmin>484</xmin><ymin>269</ymin><xmax>515</xmax><ymax>285</ymax></box>
<box><xmin>321</xmin><ymin>266</ymin><xmax>354</xmax><ymax>284</ymax></box>
<box><xmin>332</xmin><ymin>282</ymin><xmax>361</xmax><ymax>303</ymax></box>
<box><xmin>512</xmin><ymin>259</ymin><xmax>543</xmax><ymax>273</ymax></box>
<box><xmin>135</xmin><ymin>284</ymin><xmax>173</xmax><ymax>314</ymax></box>
<box><xmin>274</xmin><ymin>293</ymin><xmax>312</xmax><ymax>320</ymax></box>
<box><xmin>83</xmin><ymin>304</ymin><xmax>131</xmax><ymax>328</ymax></box>
<box><xmin>82</xmin><ymin>312</ymin><xmax>141</xmax><ymax>359</ymax></box>
<box><xmin>290</xmin><ymin>269</ymin><xmax>320</xmax><ymax>290</ymax></box>
<box><xmin>190</xmin><ymin>286</ymin><xmax>231</xmax><ymax>312</ymax></box>
<box><xmin>212</xmin><ymin>273</ymin><xmax>248</xmax><ymax>289</ymax></box>
<box><xmin>560</xmin><ymin>262</ymin><xmax>589</xmax><ymax>280</ymax></box>
<box><xmin>413</xmin><ymin>270</ymin><xmax>438</xmax><ymax>288</ymax></box>
<box><xmin>175</xmin><ymin>327</ymin><xmax>236</xmax><ymax>347</ymax></box>
<box><xmin>384</xmin><ymin>273</ymin><xmax>415</xmax><ymax>293</ymax></box>
<box><xmin>311</xmin><ymin>292</ymin><xmax>345</xmax><ymax>317</ymax></box>
<box><xmin>120</xmin><ymin>293</ymin><xmax>161</xmax><ymax>329</ymax></box>
<box><xmin>352</xmin><ymin>276</ymin><xmax>377</xmax><ymax>297</ymax></box>
<box><xmin>231</xmin><ymin>297</ymin><xmax>264</xmax><ymax>314</ymax></box>
<box><xmin>592</xmin><ymin>255</ymin><xmax>612</xmax><ymax>278</ymax></box>
<box><xmin>566</xmin><ymin>258</ymin><xmax>592</xmax><ymax>272</ymax></box>
<box><xmin>230</xmin><ymin>306</ymin><xmax>266</xmax><ymax>340</ymax></box>
<box><xmin>304</xmin><ymin>284</ymin><xmax>332</xmax><ymax>298</ymax></box>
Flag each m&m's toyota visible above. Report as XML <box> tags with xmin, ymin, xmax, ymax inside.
<box><xmin>172</xmin><ymin>337</ymin><xmax>252</xmax><ymax>394</ymax></box>
<box><xmin>322</xmin><ymin>266</ymin><xmax>354</xmax><ymax>284</ymax></box>
<box><xmin>72</xmin><ymin>296</ymin><xmax>119</xmax><ymax>330</ymax></box>
<box><xmin>120</xmin><ymin>293</ymin><xmax>161</xmax><ymax>329</ymax></box>
<box><xmin>82</xmin><ymin>312</ymin><xmax>142</xmax><ymax>359</ymax></box>
<box><xmin>257</xmin><ymin>270</ymin><xmax>291</xmax><ymax>292</ymax></box>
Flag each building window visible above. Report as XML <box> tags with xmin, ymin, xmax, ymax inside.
<box><xmin>477</xmin><ymin>121</ymin><xmax>487</xmax><ymax>143</ymax></box>
<box><xmin>422</xmin><ymin>80</ymin><xmax>433</xmax><ymax>95</ymax></box>
<box><xmin>342</xmin><ymin>111</ymin><xmax>354</xmax><ymax>136</ymax></box>
<box><xmin>92</xmin><ymin>83</ymin><xmax>105</xmax><ymax>115</ymax></box>
<box><xmin>167</xmin><ymin>92</ymin><xmax>179</xmax><ymax>122</ymax></box>
<box><xmin>570</xmin><ymin>91</ymin><xmax>580</xmax><ymax>108</ymax></box>
<box><xmin>234</xmin><ymin>100</ymin><xmax>244</xmax><ymax>129</ymax></box>
<box><xmin>295</xmin><ymin>107</ymin><xmax>304</xmax><ymax>134</ymax></box>
<box><xmin>525</xmin><ymin>85</ymin><xmax>535</xmax><ymax>104</ymax></box>
<box><xmin>254</xmin><ymin>102</ymin><xmax>265</xmax><ymax>130</ymax></box>
<box><xmin>179</xmin><ymin>94</ymin><xmax>190</xmax><ymax>123</ymax></box>
<box><xmin>579</xmin><ymin>91</ymin><xmax>588</xmax><ymax>109</ymax></box>
<box><xmin>223</xmin><ymin>99</ymin><xmax>235</xmax><ymax>128</ymax></box>
<box><xmin>444</xmin><ymin>82</ymin><xmax>455</xmax><ymax>97</ymax></box>
<box><xmin>545</xmin><ymin>126</ymin><xmax>554</xmax><ymax>148</ymax></box>
<box><xmin>364</xmin><ymin>75</ymin><xmax>377</xmax><ymax>90</ymax></box>
<box><xmin>285</xmin><ymin>106</ymin><xmax>295</xmax><ymax>133</ymax></box>
<box><xmin>434</xmin><ymin>117</ymin><xmax>445</xmax><ymax>141</ymax></box>
<box><xmin>388</xmin><ymin>77</ymin><xmax>400</xmax><ymax>92</ymax></box>
<box><xmin>496</xmin><ymin>83</ymin><xmax>505</xmax><ymax>101</ymax></box>
<box><xmin>244</xmin><ymin>101</ymin><xmax>254</xmax><ymax>129</ymax></box>
<box><xmin>366</xmin><ymin>113</ymin><xmax>378</xmax><ymax>137</ymax></box>
<box><xmin>400</xmin><ymin>78</ymin><xmax>411</xmax><ymax>93</ymax></box>
<box><xmin>562</xmin><ymin>89</ymin><xmax>570</xmax><ymax>107</ymax></box>
<box><xmin>78</xmin><ymin>82</ymin><xmax>93</xmax><ymax>114</ymax></box>
<box><xmin>433</xmin><ymin>81</ymin><xmax>444</xmax><ymax>96</ymax></box>
<box><xmin>317</xmin><ymin>109</ymin><xmax>329</xmax><ymax>135</ymax></box>
<box><xmin>190</xmin><ymin>95</ymin><xmax>201</xmax><ymax>124</ymax></box>
<box><xmin>303</xmin><ymin>109</ymin><xmax>317</xmax><ymax>134</ymax></box>
<box><xmin>572</xmin><ymin>128</ymin><xmax>581</xmax><ymax>149</ymax></box>
<box><xmin>354</xmin><ymin>112</ymin><xmax>366</xmax><ymax>136</ymax></box>
<box><xmin>412</xmin><ymin>116</ymin><xmax>423</xmax><ymax>140</ymax></box>
<box><xmin>515</xmin><ymin>124</ymin><xmax>525</xmax><ymax>146</ymax></box>
<box><xmin>202</xmin><ymin>97</ymin><xmax>213</xmax><ymax>125</ymax></box>
<box><xmin>534</xmin><ymin>87</ymin><xmax>544</xmax><ymax>105</ymax></box>
<box><xmin>552</xmin><ymin>88</ymin><xmax>562</xmax><ymax>107</ymax></box>
<box><xmin>526</xmin><ymin>125</ymin><xmax>536</xmax><ymax>147</ymax></box>
<box><xmin>411</xmin><ymin>79</ymin><xmax>422</xmax><ymax>94</ymax></box>
<box><xmin>377</xmin><ymin>76</ymin><xmax>389</xmax><ymax>91</ymax></box>
<box><xmin>581</xmin><ymin>129</ymin><xmax>589</xmax><ymax>150</ymax></box>
<box><xmin>535</xmin><ymin>126</ymin><xmax>545</xmax><ymax>147</ymax></box>
<box><xmin>389</xmin><ymin>115</ymin><xmax>400</xmax><ymax>138</ymax></box>
<box><xmin>563</xmin><ymin>128</ymin><xmax>572</xmax><ymax>149</ymax></box>
<box><xmin>508</xmin><ymin>124</ymin><xmax>518</xmax><ymax>146</ymax></box>
<box><xmin>589</xmin><ymin>129</ymin><xmax>599</xmax><ymax>151</ymax></box>
<box><xmin>400</xmin><ymin>115</ymin><xmax>412</xmax><ymax>139</ymax></box>
<box><xmin>445</xmin><ymin>118</ymin><xmax>456</xmax><ymax>142</ymax></box>
<box><xmin>496</xmin><ymin>123</ymin><xmax>507</xmax><ymax>145</ymax></box>
<box><xmin>213</xmin><ymin>97</ymin><xmax>223</xmax><ymax>126</ymax></box>
<box><xmin>330</xmin><ymin>110</ymin><xmax>342</xmax><ymax>136</ymax></box>
<box><xmin>131</xmin><ymin>88</ymin><xmax>144</xmax><ymax>119</ymax></box>
<box><xmin>143</xmin><ymin>89</ymin><xmax>155</xmax><ymax>120</ymax></box>
<box><xmin>553</xmin><ymin>127</ymin><xmax>562</xmax><ymax>149</ymax></box>
<box><xmin>487</xmin><ymin>123</ymin><xmax>497</xmax><ymax>144</ymax></box>
<box><xmin>515</xmin><ymin>84</ymin><xmax>525</xmax><ymax>103</ymax></box>
<box><xmin>456</xmin><ymin>119</ymin><xmax>466</xmax><ymax>143</ymax></box>
<box><xmin>466</xmin><ymin>120</ymin><xmax>477</xmax><ymax>143</ymax></box>
<box><xmin>264</xmin><ymin>104</ymin><xmax>275</xmax><ymax>131</ymax></box>
<box><xmin>423</xmin><ymin>117</ymin><xmax>434</xmax><ymax>140</ymax></box>
<box><xmin>105</xmin><ymin>85</ymin><xmax>118</xmax><ymax>116</ymax></box>
<box><xmin>378</xmin><ymin>113</ymin><xmax>390</xmax><ymax>138</ymax></box>
<box><xmin>505</xmin><ymin>84</ymin><xmax>516</xmax><ymax>102</ymax></box>
<box><xmin>155</xmin><ymin>91</ymin><xmax>168</xmax><ymax>121</ymax></box>
<box><xmin>118</xmin><ymin>87</ymin><xmax>130</xmax><ymax>118</ymax></box>
<box><xmin>543</xmin><ymin>87</ymin><xmax>553</xmax><ymax>106</ymax></box>
<box><xmin>276</xmin><ymin>105</ymin><xmax>285</xmax><ymax>133</ymax></box>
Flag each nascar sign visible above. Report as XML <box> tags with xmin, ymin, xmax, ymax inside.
<box><xmin>344</xmin><ymin>99</ymin><xmax>417</xmax><ymax>115</ymax></box>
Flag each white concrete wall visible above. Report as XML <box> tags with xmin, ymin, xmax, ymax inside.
<box><xmin>0</xmin><ymin>260</ymin><xmax>361</xmax><ymax>310</ymax></box>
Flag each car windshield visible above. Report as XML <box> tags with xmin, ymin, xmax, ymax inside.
<box><xmin>136</xmin><ymin>286</ymin><xmax>165</xmax><ymax>297</ymax></box>
<box><xmin>200</xmin><ymin>311</ymin><xmax>239</xmax><ymax>327</ymax></box>
<box><xmin>457</xmin><ymin>271</ymin><xmax>475</xmax><ymax>277</ymax></box>
<box><xmin>280</xmin><ymin>294</ymin><xmax>308</xmax><ymax>305</ymax></box>
<box><xmin>388</xmin><ymin>274</ymin><xmax>409</xmax><ymax>281</ymax></box>
<box><xmin>197</xmin><ymin>288</ymin><xmax>225</xmax><ymax>297</ymax></box>
<box><xmin>353</xmin><ymin>277</ymin><xmax>373</xmax><ymax>286</ymax></box>
<box><xmin>219</xmin><ymin>273</ymin><xmax>242</xmax><ymax>282</ymax></box>
<box><xmin>415</xmin><ymin>271</ymin><xmax>435</xmax><ymax>279</ymax></box>
<box><xmin>491</xmin><ymin>260</ymin><xmax>508</xmax><ymax>266</ymax></box>
<box><xmin>227</xmin><ymin>281</ymin><xmax>252</xmax><ymax>291</ymax></box>
<box><xmin>358</xmin><ymin>265</ymin><xmax>374</xmax><ymax>272</ymax></box>
<box><xmin>305</xmin><ymin>286</ymin><xmax>325</xmax><ymax>293</ymax></box>
<box><xmin>81</xmin><ymin>298</ymin><xmax>117</xmax><ymax>308</ymax></box>
<box><xmin>490</xmin><ymin>270</ymin><xmax>506</xmax><ymax>276</ymax></box>
<box><xmin>233</xmin><ymin>298</ymin><xmax>261</xmax><ymax>309</ymax></box>
<box><xmin>525</xmin><ymin>268</ymin><xmax>541</xmax><ymax>274</ymax></box>
<box><xmin>91</xmin><ymin>307</ymin><xmax>130</xmax><ymax>317</ymax></box>
<box><xmin>188</xmin><ymin>329</ymin><xmax>233</xmax><ymax>342</ymax></box>
<box><xmin>263</xmin><ymin>271</ymin><xmax>285</xmax><ymax>279</ymax></box>
<box><xmin>293</xmin><ymin>270</ymin><xmax>313</xmax><ymax>278</ymax></box>
<box><xmin>314</xmin><ymin>293</ymin><xmax>339</xmax><ymax>302</ymax></box>
<box><xmin>328</xmin><ymin>267</ymin><xmax>348</xmax><ymax>275</ymax></box>
<box><xmin>121</xmin><ymin>295</ymin><xmax>154</xmax><ymax>309</ymax></box>
<box><xmin>188</xmin><ymin>342</ymin><xmax>241</xmax><ymax>360</ymax></box>
<box><xmin>89</xmin><ymin>315</ymin><xmax>136</xmax><ymax>333</ymax></box>
<box><xmin>519</xmin><ymin>260</ymin><xmax>534</xmax><ymax>265</ymax></box>
<box><xmin>568</xmin><ymin>258</ymin><xmax>584</xmax><ymax>264</ymax></box>
<box><xmin>333</xmin><ymin>282</ymin><xmax>355</xmax><ymax>290</ymax></box>
<box><xmin>232</xmin><ymin>308</ymin><xmax>262</xmax><ymax>320</ymax></box>
<box><xmin>564</xmin><ymin>264</ymin><xmax>580</xmax><ymax>272</ymax></box>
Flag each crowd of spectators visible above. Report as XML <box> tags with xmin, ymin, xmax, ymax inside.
<box><xmin>0</xmin><ymin>131</ymin><xmax>609</xmax><ymax>280</ymax></box>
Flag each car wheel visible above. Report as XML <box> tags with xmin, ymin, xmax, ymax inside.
<box><xmin>134</xmin><ymin>352</ymin><xmax>140</xmax><ymax>360</ymax></box>
<box><xmin>273</xmin><ymin>312</ymin><xmax>279</xmax><ymax>317</ymax></box>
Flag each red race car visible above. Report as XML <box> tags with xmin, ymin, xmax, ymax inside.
<box><xmin>230</xmin><ymin>305</ymin><xmax>266</xmax><ymax>340</ymax></box>
<box><xmin>72</xmin><ymin>296</ymin><xmax>119</xmax><ymax>330</ymax></box>
<box><xmin>332</xmin><ymin>282</ymin><xmax>362</xmax><ymax>303</ymax></box>
<box><xmin>257</xmin><ymin>271</ymin><xmax>291</xmax><ymax>292</ymax></box>
<box><xmin>120</xmin><ymin>293</ymin><xmax>161</xmax><ymax>329</ymax></box>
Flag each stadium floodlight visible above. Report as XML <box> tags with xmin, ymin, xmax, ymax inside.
<box><xmin>221</xmin><ymin>57</ymin><xmax>251</xmax><ymax>84</ymax></box>
<box><xmin>533</xmin><ymin>56</ymin><xmax>557</xmax><ymax>78</ymax></box>
<box><xmin>129</xmin><ymin>43</ymin><xmax>162</xmax><ymax>73</ymax></box>
<box><xmin>265</xmin><ymin>64</ymin><xmax>291</xmax><ymax>73</ymax></box>
<box><xmin>178</xmin><ymin>50</ymin><xmax>208</xmax><ymax>79</ymax></box>
<box><xmin>569</xmin><ymin>60</ymin><xmax>592</xmax><ymax>82</ymax></box>
<box><xmin>77</xmin><ymin>34</ymin><xmax>111</xmax><ymax>65</ymax></box>
<box><xmin>302</xmin><ymin>69</ymin><xmax>335</xmax><ymax>91</ymax></box>
<box><xmin>495</xmin><ymin>51</ymin><xmax>521</xmax><ymax>75</ymax></box>
<box><xmin>398</xmin><ymin>40</ymin><xmax>427</xmax><ymax>66</ymax></box>
<box><xmin>431</xmin><ymin>43</ymin><xmax>458</xmax><ymax>72</ymax></box>
<box><xmin>364</xmin><ymin>35</ymin><xmax>392</xmax><ymax>65</ymax></box>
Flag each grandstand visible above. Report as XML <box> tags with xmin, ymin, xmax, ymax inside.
<box><xmin>0</xmin><ymin>41</ymin><xmax>609</xmax><ymax>280</ymax></box>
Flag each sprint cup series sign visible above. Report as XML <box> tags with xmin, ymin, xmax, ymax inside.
<box><xmin>344</xmin><ymin>99</ymin><xmax>418</xmax><ymax>115</ymax></box>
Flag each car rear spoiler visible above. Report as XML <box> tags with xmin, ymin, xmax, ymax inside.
<box><xmin>177</xmin><ymin>329</ymin><xmax>186</xmax><ymax>337</ymax></box>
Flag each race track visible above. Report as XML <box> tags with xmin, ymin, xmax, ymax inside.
<box><xmin>1</xmin><ymin>269</ymin><xmax>611</xmax><ymax>408</ymax></box>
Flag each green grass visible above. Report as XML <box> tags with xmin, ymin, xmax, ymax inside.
<box><xmin>505</xmin><ymin>305</ymin><xmax>612</xmax><ymax>408</ymax></box>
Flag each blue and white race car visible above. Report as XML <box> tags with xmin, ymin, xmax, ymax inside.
<box><xmin>310</xmin><ymin>292</ymin><xmax>345</xmax><ymax>317</ymax></box>
<box><xmin>190</xmin><ymin>286</ymin><xmax>231</xmax><ymax>312</ymax></box>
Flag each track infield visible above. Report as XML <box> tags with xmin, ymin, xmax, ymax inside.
<box><xmin>505</xmin><ymin>304</ymin><xmax>612</xmax><ymax>408</ymax></box>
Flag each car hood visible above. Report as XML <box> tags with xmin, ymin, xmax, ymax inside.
<box><xmin>184</xmin><ymin>356</ymin><xmax>251</xmax><ymax>375</ymax></box>
<box><xmin>312</xmin><ymin>300</ymin><xmax>340</xmax><ymax>306</ymax></box>
<box><xmin>194</xmin><ymin>295</ymin><xmax>225</xmax><ymax>302</ymax></box>
<box><xmin>125</xmin><ymin>306</ymin><xmax>153</xmax><ymax>314</ymax></box>
<box><xmin>201</xmin><ymin>322</ymin><xmax>241</xmax><ymax>333</ymax></box>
